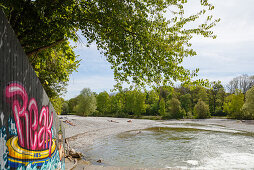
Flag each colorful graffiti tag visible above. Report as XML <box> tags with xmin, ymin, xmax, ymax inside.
<box><xmin>2</xmin><ymin>83</ymin><xmax>64</xmax><ymax>169</ymax></box>
<box><xmin>0</xmin><ymin>9</ymin><xmax>65</xmax><ymax>170</ymax></box>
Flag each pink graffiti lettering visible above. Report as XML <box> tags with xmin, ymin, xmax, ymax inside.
<box><xmin>6</xmin><ymin>83</ymin><xmax>53</xmax><ymax>156</ymax></box>
<box><xmin>6</xmin><ymin>83</ymin><xmax>28</xmax><ymax>148</ymax></box>
<box><xmin>28</xmin><ymin>98</ymin><xmax>38</xmax><ymax>150</ymax></box>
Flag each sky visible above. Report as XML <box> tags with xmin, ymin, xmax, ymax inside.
<box><xmin>63</xmin><ymin>0</ymin><xmax>254</xmax><ymax>100</ymax></box>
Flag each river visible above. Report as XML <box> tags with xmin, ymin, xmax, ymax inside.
<box><xmin>82</xmin><ymin>121</ymin><xmax>254</xmax><ymax>169</ymax></box>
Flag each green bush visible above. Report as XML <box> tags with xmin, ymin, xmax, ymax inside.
<box><xmin>159</xmin><ymin>98</ymin><xmax>166</xmax><ymax>117</ymax></box>
<box><xmin>113</xmin><ymin>112</ymin><xmax>128</xmax><ymax>118</ymax></box>
<box><xmin>90</xmin><ymin>110</ymin><xmax>102</xmax><ymax>117</ymax></box>
<box><xmin>96</xmin><ymin>91</ymin><xmax>111</xmax><ymax>115</ymax></box>
<box><xmin>164</xmin><ymin>98</ymin><xmax>185</xmax><ymax>119</ymax></box>
<box><xmin>242</xmin><ymin>86</ymin><xmax>254</xmax><ymax>119</ymax></box>
<box><xmin>194</xmin><ymin>99</ymin><xmax>210</xmax><ymax>119</ymax></box>
<box><xmin>185</xmin><ymin>111</ymin><xmax>193</xmax><ymax>119</ymax></box>
<box><xmin>74</xmin><ymin>88</ymin><xmax>97</xmax><ymax>116</ymax></box>
<box><xmin>223</xmin><ymin>90</ymin><xmax>244</xmax><ymax>119</ymax></box>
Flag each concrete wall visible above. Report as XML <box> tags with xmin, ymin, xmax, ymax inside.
<box><xmin>0</xmin><ymin>9</ymin><xmax>65</xmax><ymax>169</ymax></box>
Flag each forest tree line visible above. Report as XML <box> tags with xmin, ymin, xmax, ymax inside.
<box><xmin>60</xmin><ymin>75</ymin><xmax>254</xmax><ymax>120</ymax></box>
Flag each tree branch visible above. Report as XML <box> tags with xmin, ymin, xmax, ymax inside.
<box><xmin>83</xmin><ymin>17</ymin><xmax>138</xmax><ymax>37</ymax></box>
<box><xmin>26</xmin><ymin>38</ymin><xmax>65</xmax><ymax>57</ymax></box>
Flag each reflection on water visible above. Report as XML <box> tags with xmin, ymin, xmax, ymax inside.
<box><xmin>83</xmin><ymin>123</ymin><xmax>254</xmax><ymax>169</ymax></box>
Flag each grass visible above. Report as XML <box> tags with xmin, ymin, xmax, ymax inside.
<box><xmin>211</xmin><ymin>116</ymin><xmax>228</xmax><ymax>119</ymax></box>
<box><xmin>140</xmin><ymin>116</ymin><xmax>162</xmax><ymax>120</ymax></box>
<box><xmin>62</xmin><ymin>113</ymin><xmax>229</xmax><ymax>121</ymax></box>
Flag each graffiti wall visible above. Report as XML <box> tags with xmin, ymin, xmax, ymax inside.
<box><xmin>0</xmin><ymin>9</ymin><xmax>65</xmax><ymax>169</ymax></box>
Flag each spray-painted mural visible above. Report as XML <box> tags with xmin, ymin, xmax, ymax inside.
<box><xmin>0</xmin><ymin>9</ymin><xmax>64</xmax><ymax>169</ymax></box>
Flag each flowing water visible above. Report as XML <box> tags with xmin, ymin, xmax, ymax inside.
<box><xmin>83</xmin><ymin>122</ymin><xmax>254</xmax><ymax>169</ymax></box>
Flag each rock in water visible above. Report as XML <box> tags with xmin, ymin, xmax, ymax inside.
<box><xmin>69</xmin><ymin>149</ymin><xmax>83</xmax><ymax>158</ymax></box>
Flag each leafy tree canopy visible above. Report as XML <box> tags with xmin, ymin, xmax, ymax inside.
<box><xmin>223</xmin><ymin>90</ymin><xmax>244</xmax><ymax>119</ymax></box>
<box><xmin>242</xmin><ymin>86</ymin><xmax>254</xmax><ymax>119</ymax></box>
<box><xmin>74</xmin><ymin>88</ymin><xmax>97</xmax><ymax>116</ymax></box>
<box><xmin>96</xmin><ymin>91</ymin><xmax>111</xmax><ymax>114</ymax></box>
<box><xmin>1</xmin><ymin>0</ymin><xmax>219</xmax><ymax>91</ymax></box>
<box><xmin>159</xmin><ymin>98</ymin><xmax>166</xmax><ymax>117</ymax></box>
<box><xmin>209</xmin><ymin>81</ymin><xmax>225</xmax><ymax>114</ymax></box>
<box><xmin>147</xmin><ymin>90</ymin><xmax>159</xmax><ymax>105</ymax></box>
<box><xmin>30</xmin><ymin>41</ymin><xmax>80</xmax><ymax>98</ymax></box>
<box><xmin>0</xmin><ymin>0</ymin><xmax>219</xmax><ymax>97</ymax></box>
<box><xmin>197</xmin><ymin>87</ymin><xmax>208</xmax><ymax>104</ymax></box>
<box><xmin>194</xmin><ymin>99</ymin><xmax>210</xmax><ymax>119</ymax></box>
<box><xmin>166</xmin><ymin>97</ymin><xmax>185</xmax><ymax>119</ymax></box>
<box><xmin>180</xmin><ymin>93</ymin><xmax>192</xmax><ymax>113</ymax></box>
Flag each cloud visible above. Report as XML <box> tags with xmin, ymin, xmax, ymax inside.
<box><xmin>182</xmin><ymin>40</ymin><xmax>254</xmax><ymax>85</ymax></box>
<box><xmin>63</xmin><ymin>75</ymin><xmax>116</xmax><ymax>100</ymax></box>
<box><xmin>191</xmin><ymin>0</ymin><xmax>254</xmax><ymax>44</ymax></box>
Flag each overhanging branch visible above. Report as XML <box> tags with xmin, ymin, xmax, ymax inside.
<box><xmin>26</xmin><ymin>38</ymin><xmax>65</xmax><ymax>57</ymax></box>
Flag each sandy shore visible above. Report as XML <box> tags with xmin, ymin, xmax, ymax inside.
<box><xmin>60</xmin><ymin>115</ymin><xmax>254</xmax><ymax>169</ymax></box>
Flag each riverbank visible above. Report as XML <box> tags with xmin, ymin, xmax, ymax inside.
<box><xmin>61</xmin><ymin>115</ymin><xmax>254</xmax><ymax>169</ymax></box>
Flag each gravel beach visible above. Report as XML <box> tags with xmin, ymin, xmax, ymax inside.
<box><xmin>60</xmin><ymin>115</ymin><xmax>254</xmax><ymax>170</ymax></box>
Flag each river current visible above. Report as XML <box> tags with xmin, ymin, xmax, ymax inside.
<box><xmin>83</xmin><ymin>122</ymin><xmax>254</xmax><ymax>169</ymax></box>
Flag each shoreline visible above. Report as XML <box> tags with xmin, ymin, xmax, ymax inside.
<box><xmin>61</xmin><ymin>115</ymin><xmax>254</xmax><ymax>169</ymax></box>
